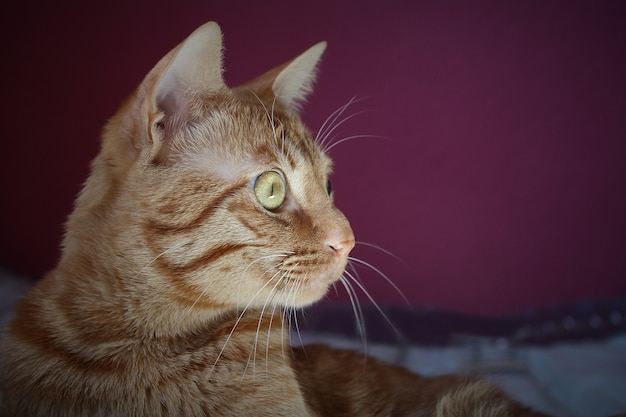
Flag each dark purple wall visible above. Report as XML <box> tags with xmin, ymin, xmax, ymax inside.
<box><xmin>2</xmin><ymin>1</ymin><xmax>625</xmax><ymax>315</ymax></box>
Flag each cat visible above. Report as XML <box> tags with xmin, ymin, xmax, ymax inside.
<box><xmin>0</xmin><ymin>21</ymin><xmax>550</xmax><ymax>416</ymax></box>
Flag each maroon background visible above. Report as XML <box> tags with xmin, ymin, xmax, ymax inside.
<box><xmin>2</xmin><ymin>1</ymin><xmax>625</xmax><ymax>315</ymax></box>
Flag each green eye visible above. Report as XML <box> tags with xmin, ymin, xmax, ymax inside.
<box><xmin>254</xmin><ymin>170</ymin><xmax>286</xmax><ymax>211</ymax></box>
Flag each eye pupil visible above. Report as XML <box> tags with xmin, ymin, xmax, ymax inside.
<box><xmin>326</xmin><ymin>180</ymin><xmax>332</xmax><ymax>196</ymax></box>
<box><xmin>254</xmin><ymin>170</ymin><xmax>286</xmax><ymax>211</ymax></box>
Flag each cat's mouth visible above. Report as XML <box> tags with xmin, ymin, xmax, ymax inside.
<box><xmin>266</xmin><ymin>255</ymin><xmax>348</xmax><ymax>305</ymax></box>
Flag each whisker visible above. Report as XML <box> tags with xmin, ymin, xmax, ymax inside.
<box><xmin>319</xmin><ymin>111</ymin><xmax>369</xmax><ymax>153</ymax></box>
<box><xmin>355</xmin><ymin>241</ymin><xmax>406</xmax><ymax>266</ymax></box>
<box><xmin>280</xmin><ymin>264</ymin><xmax>303</xmax><ymax>345</ymax></box>
<box><xmin>280</xmin><ymin>119</ymin><xmax>287</xmax><ymax>159</ymax></box>
<box><xmin>346</xmin><ymin>258</ymin><xmax>365</xmax><ymax>287</ymax></box>
<box><xmin>323</xmin><ymin>134</ymin><xmax>388</xmax><ymax>152</ymax></box>
<box><xmin>243</xmin><ymin>270</ymin><xmax>286</xmax><ymax>381</ymax></box>
<box><xmin>236</xmin><ymin>253</ymin><xmax>292</xmax><ymax>312</ymax></box>
<box><xmin>266</xmin><ymin>295</ymin><xmax>281</xmax><ymax>374</ymax></box>
<box><xmin>284</xmin><ymin>302</ymin><xmax>292</xmax><ymax>344</ymax></box>
<box><xmin>246</xmin><ymin>88</ymin><xmax>272</xmax><ymax>123</ymax></box>
<box><xmin>280</xmin><ymin>303</ymin><xmax>289</xmax><ymax>361</ymax></box>
<box><xmin>211</xmin><ymin>273</ymin><xmax>281</xmax><ymax>372</ymax></box>
<box><xmin>343</xmin><ymin>269</ymin><xmax>403</xmax><ymax>339</ymax></box>
<box><xmin>339</xmin><ymin>269</ymin><xmax>365</xmax><ymax>333</ymax></box>
<box><xmin>338</xmin><ymin>275</ymin><xmax>367</xmax><ymax>353</ymax></box>
<box><xmin>246</xmin><ymin>88</ymin><xmax>280</xmax><ymax>149</ymax></box>
<box><xmin>348</xmin><ymin>256</ymin><xmax>410</xmax><ymax>306</ymax></box>
<box><xmin>291</xmin><ymin>273</ymin><xmax>307</xmax><ymax>351</ymax></box>
<box><xmin>287</xmin><ymin>287</ymin><xmax>307</xmax><ymax>357</ymax></box>
<box><xmin>269</xmin><ymin>92</ymin><xmax>283</xmax><ymax>155</ymax></box>
<box><xmin>315</xmin><ymin>96</ymin><xmax>358</xmax><ymax>147</ymax></box>
<box><xmin>183</xmin><ymin>281</ymin><xmax>213</xmax><ymax>319</ymax></box>
<box><xmin>133</xmin><ymin>240</ymin><xmax>192</xmax><ymax>279</ymax></box>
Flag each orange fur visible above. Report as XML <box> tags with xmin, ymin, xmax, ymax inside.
<box><xmin>1</xmin><ymin>22</ymin><xmax>549</xmax><ymax>416</ymax></box>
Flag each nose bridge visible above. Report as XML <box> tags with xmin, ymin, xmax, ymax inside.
<box><xmin>316</xmin><ymin>206</ymin><xmax>355</xmax><ymax>256</ymax></box>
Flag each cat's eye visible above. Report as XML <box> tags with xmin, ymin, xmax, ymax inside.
<box><xmin>326</xmin><ymin>179</ymin><xmax>332</xmax><ymax>196</ymax></box>
<box><xmin>254</xmin><ymin>170</ymin><xmax>286</xmax><ymax>211</ymax></box>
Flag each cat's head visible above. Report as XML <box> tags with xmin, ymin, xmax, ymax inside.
<box><xmin>71</xmin><ymin>22</ymin><xmax>354</xmax><ymax>313</ymax></box>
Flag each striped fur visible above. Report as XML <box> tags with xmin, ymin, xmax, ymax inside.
<box><xmin>1</xmin><ymin>22</ymin><xmax>549</xmax><ymax>416</ymax></box>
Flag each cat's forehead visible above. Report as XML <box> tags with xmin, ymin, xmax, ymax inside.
<box><xmin>179</xmin><ymin>99</ymin><xmax>331</xmax><ymax>181</ymax></box>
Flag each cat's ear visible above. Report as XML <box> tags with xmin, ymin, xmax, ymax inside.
<box><xmin>152</xmin><ymin>22</ymin><xmax>225</xmax><ymax>121</ymax></box>
<box><xmin>105</xmin><ymin>21</ymin><xmax>226</xmax><ymax>165</ymax></box>
<box><xmin>103</xmin><ymin>22</ymin><xmax>226</xmax><ymax>168</ymax></box>
<box><xmin>235</xmin><ymin>42</ymin><xmax>327</xmax><ymax>113</ymax></box>
<box><xmin>272</xmin><ymin>42</ymin><xmax>326</xmax><ymax>112</ymax></box>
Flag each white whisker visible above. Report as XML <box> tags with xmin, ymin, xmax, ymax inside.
<box><xmin>246</xmin><ymin>88</ymin><xmax>281</xmax><ymax>150</ymax></box>
<box><xmin>315</xmin><ymin>96</ymin><xmax>359</xmax><ymax>147</ymax></box>
<box><xmin>319</xmin><ymin>111</ymin><xmax>369</xmax><ymax>153</ymax></box>
<box><xmin>236</xmin><ymin>252</ymin><xmax>292</xmax><ymax>312</ymax></box>
<box><xmin>269</xmin><ymin>92</ymin><xmax>283</xmax><ymax>155</ymax></box>
<box><xmin>211</xmin><ymin>272</ymin><xmax>282</xmax><ymax>373</ymax></box>
<box><xmin>266</xmin><ymin>296</ymin><xmax>281</xmax><ymax>373</ymax></box>
<box><xmin>243</xmin><ymin>270</ymin><xmax>285</xmax><ymax>381</ymax></box>
<box><xmin>338</xmin><ymin>274</ymin><xmax>367</xmax><ymax>353</ymax></box>
<box><xmin>280</xmin><ymin>119</ymin><xmax>287</xmax><ymax>158</ymax></box>
<box><xmin>280</xmin><ymin>303</ymin><xmax>288</xmax><ymax>361</ymax></box>
<box><xmin>355</xmin><ymin>241</ymin><xmax>405</xmax><ymax>265</ymax></box>
<box><xmin>348</xmin><ymin>256</ymin><xmax>410</xmax><ymax>306</ymax></box>
<box><xmin>183</xmin><ymin>281</ymin><xmax>213</xmax><ymax>319</ymax></box>
<box><xmin>133</xmin><ymin>240</ymin><xmax>191</xmax><ymax>279</ymax></box>
<box><xmin>323</xmin><ymin>134</ymin><xmax>387</xmax><ymax>152</ymax></box>
<box><xmin>290</xmin><ymin>273</ymin><xmax>307</xmax><ymax>350</ymax></box>
<box><xmin>343</xmin><ymin>269</ymin><xmax>403</xmax><ymax>338</ymax></box>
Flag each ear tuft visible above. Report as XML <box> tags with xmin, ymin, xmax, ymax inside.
<box><xmin>272</xmin><ymin>41</ymin><xmax>327</xmax><ymax>112</ymax></box>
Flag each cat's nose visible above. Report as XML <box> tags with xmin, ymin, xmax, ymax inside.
<box><xmin>326</xmin><ymin>230</ymin><xmax>355</xmax><ymax>259</ymax></box>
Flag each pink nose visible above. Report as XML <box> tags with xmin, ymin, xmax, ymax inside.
<box><xmin>326</xmin><ymin>232</ymin><xmax>355</xmax><ymax>259</ymax></box>
<box><xmin>328</xmin><ymin>239</ymin><xmax>355</xmax><ymax>259</ymax></box>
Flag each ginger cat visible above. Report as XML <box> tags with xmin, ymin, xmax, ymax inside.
<box><xmin>0</xmin><ymin>22</ymin><xmax>549</xmax><ymax>416</ymax></box>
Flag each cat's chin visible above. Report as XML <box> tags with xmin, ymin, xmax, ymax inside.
<box><xmin>278</xmin><ymin>272</ymin><xmax>343</xmax><ymax>308</ymax></box>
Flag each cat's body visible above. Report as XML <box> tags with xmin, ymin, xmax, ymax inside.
<box><xmin>1</xmin><ymin>22</ymin><xmax>548</xmax><ymax>416</ymax></box>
